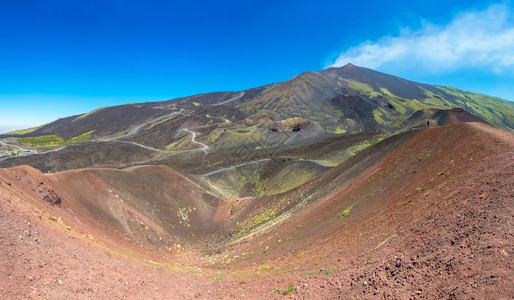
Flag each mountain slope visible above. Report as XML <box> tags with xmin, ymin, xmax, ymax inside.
<box><xmin>1</xmin><ymin>122</ymin><xmax>512</xmax><ymax>298</ymax></box>
<box><xmin>2</xmin><ymin>64</ymin><xmax>512</xmax><ymax>144</ymax></box>
<box><xmin>239</xmin><ymin>63</ymin><xmax>513</xmax><ymax>133</ymax></box>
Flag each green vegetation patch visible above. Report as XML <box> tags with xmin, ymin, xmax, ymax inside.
<box><xmin>273</xmin><ymin>285</ymin><xmax>294</xmax><ymax>295</ymax></box>
<box><xmin>215</xmin><ymin>127</ymin><xmax>264</xmax><ymax>149</ymax></box>
<box><xmin>18</xmin><ymin>131</ymin><xmax>95</xmax><ymax>148</ymax></box>
<box><xmin>147</xmin><ymin>115</ymin><xmax>176</xmax><ymax>130</ymax></box>
<box><xmin>258</xmin><ymin>263</ymin><xmax>270</xmax><ymax>270</ymax></box>
<box><xmin>73</xmin><ymin>107</ymin><xmax>107</xmax><ymax>122</ymax></box>
<box><xmin>344</xmin><ymin>118</ymin><xmax>356</xmax><ymax>127</ymax></box>
<box><xmin>373</xmin><ymin>109</ymin><xmax>386</xmax><ymax>125</ymax></box>
<box><xmin>262</xmin><ymin>83</ymin><xmax>279</xmax><ymax>94</ymax></box>
<box><xmin>375</xmin><ymin>234</ymin><xmax>397</xmax><ymax>249</ymax></box>
<box><xmin>264</xmin><ymin>168</ymin><xmax>319</xmax><ymax>196</ymax></box>
<box><xmin>165</xmin><ymin>135</ymin><xmax>192</xmax><ymax>150</ymax></box>
<box><xmin>236</xmin><ymin>169</ymin><xmax>269</xmax><ymax>196</ymax></box>
<box><xmin>236</xmin><ymin>206</ymin><xmax>278</xmax><ymax>237</ymax></box>
<box><xmin>326</xmin><ymin>125</ymin><xmax>347</xmax><ymax>134</ymax></box>
<box><xmin>364</xmin><ymin>253</ymin><xmax>374</xmax><ymax>265</ymax></box>
<box><xmin>437</xmin><ymin>86</ymin><xmax>514</xmax><ymax>130</ymax></box>
<box><xmin>320</xmin><ymin>138</ymin><xmax>376</xmax><ymax>166</ymax></box>
<box><xmin>343</xmin><ymin>79</ymin><xmax>380</xmax><ymax>98</ymax></box>
<box><xmin>5</xmin><ymin>124</ymin><xmax>47</xmax><ymax>135</ymax></box>
<box><xmin>339</xmin><ymin>206</ymin><xmax>352</xmax><ymax>219</ymax></box>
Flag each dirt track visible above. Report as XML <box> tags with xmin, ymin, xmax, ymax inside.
<box><xmin>0</xmin><ymin>123</ymin><xmax>512</xmax><ymax>299</ymax></box>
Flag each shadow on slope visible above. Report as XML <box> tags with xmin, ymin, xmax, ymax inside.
<box><xmin>218</xmin><ymin>122</ymin><xmax>513</xmax><ymax>276</ymax></box>
<box><xmin>196</xmin><ymin>158</ymin><xmax>332</xmax><ymax>199</ymax></box>
<box><xmin>0</xmin><ymin>165</ymin><xmax>226</xmax><ymax>263</ymax></box>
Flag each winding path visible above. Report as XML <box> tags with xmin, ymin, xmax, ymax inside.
<box><xmin>210</xmin><ymin>92</ymin><xmax>245</xmax><ymax>106</ymax></box>
<box><xmin>182</xmin><ymin>129</ymin><xmax>210</xmax><ymax>153</ymax></box>
<box><xmin>98</xmin><ymin>140</ymin><xmax>162</xmax><ymax>152</ymax></box>
<box><xmin>104</xmin><ymin>111</ymin><xmax>181</xmax><ymax>141</ymax></box>
<box><xmin>206</xmin><ymin>114</ymin><xmax>231</xmax><ymax>124</ymax></box>
<box><xmin>294</xmin><ymin>158</ymin><xmax>332</xmax><ymax>168</ymax></box>
<box><xmin>26</xmin><ymin>111</ymin><xmax>183</xmax><ymax>156</ymax></box>
<box><xmin>0</xmin><ymin>139</ymin><xmax>24</xmax><ymax>151</ymax></box>
<box><xmin>199</xmin><ymin>157</ymin><xmax>331</xmax><ymax>177</ymax></box>
<box><xmin>200</xmin><ymin>159</ymin><xmax>271</xmax><ymax>177</ymax></box>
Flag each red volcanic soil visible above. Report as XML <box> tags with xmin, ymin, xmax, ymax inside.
<box><xmin>0</xmin><ymin>176</ymin><xmax>204</xmax><ymax>299</ymax></box>
<box><xmin>1</xmin><ymin>122</ymin><xmax>513</xmax><ymax>299</ymax></box>
<box><xmin>430</xmin><ymin>107</ymin><xmax>487</xmax><ymax>126</ymax></box>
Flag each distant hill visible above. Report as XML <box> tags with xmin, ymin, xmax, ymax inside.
<box><xmin>4</xmin><ymin>65</ymin><xmax>512</xmax><ymax>142</ymax></box>
<box><xmin>1</xmin><ymin>64</ymin><xmax>512</xmax><ymax>171</ymax></box>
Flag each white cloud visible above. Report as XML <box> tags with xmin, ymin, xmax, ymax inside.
<box><xmin>329</xmin><ymin>3</ymin><xmax>514</xmax><ymax>73</ymax></box>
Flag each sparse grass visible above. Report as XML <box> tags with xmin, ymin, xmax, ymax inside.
<box><xmin>319</xmin><ymin>139</ymin><xmax>375</xmax><ymax>166</ymax></box>
<box><xmin>283</xmin><ymin>285</ymin><xmax>294</xmax><ymax>295</ymax></box>
<box><xmin>397</xmin><ymin>199</ymin><xmax>412</xmax><ymax>207</ymax></box>
<box><xmin>165</xmin><ymin>135</ymin><xmax>192</xmax><ymax>150</ymax></box>
<box><xmin>147</xmin><ymin>115</ymin><xmax>176</xmax><ymax>130</ymax></box>
<box><xmin>339</xmin><ymin>206</ymin><xmax>352</xmax><ymax>219</ymax></box>
<box><xmin>73</xmin><ymin>107</ymin><xmax>107</xmax><ymax>122</ymax></box>
<box><xmin>437</xmin><ymin>86</ymin><xmax>514</xmax><ymax>130</ymax></box>
<box><xmin>262</xmin><ymin>84</ymin><xmax>278</xmax><ymax>94</ymax></box>
<box><xmin>273</xmin><ymin>284</ymin><xmax>294</xmax><ymax>295</ymax></box>
<box><xmin>214</xmin><ymin>127</ymin><xmax>264</xmax><ymax>149</ymax></box>
<box><xmin>18</xmin><ymin>131</ymin><xmax>95</xmax><ymax>148</ymax></box>
<box><xmin>309</xmin><ymin>270</ymin><xmax>320</xmax><ymax>275</ymax></box>
<box><xmin>265</xmin><ymin>169</ymin><xmax>318</xmax><ymax>196</ymax></box>
<box><xmin>326</xmin><ymin>125</ymin><xmax>347</xmax><ymax>134</ymax></box>
<box><xmin>325</xmin><ymin>267</ymin><xmax>336</xmax><ymax>275</ymax></box>
<box><xmin>258</xmin><ymin>263</ymin><xmax>270</xmax><ymax>270</ymax></box>
<box><xmin>364</xmin><ymin>253</ymin><xmax>374</xmax><ymax>265</ymax></box>
<box><xmin>375</xmin><ymin>234</ymin><xmax>397</xmax><ymax>249</ymax></box>
<box><xmin>373</xmin><ymin>109</ymin><xmax>386</xmax><ymax>125</ymax></box>
<box><xmin>5</xmin><ymin>124</ymin><xmax>47</xmax><ymax>135</ymax></box>
<box><xmin>344</xmin><ymin>79</ymin><xmax>380</xmax><ymax>98</ymax></box>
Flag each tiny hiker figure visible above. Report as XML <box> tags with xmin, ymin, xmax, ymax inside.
<box><xmin>427</xmin><ymin>120</ymin><xmax>430</xmax><ymax>127</ymax></box>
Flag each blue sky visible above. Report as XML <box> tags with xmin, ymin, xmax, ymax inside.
<box><xmin>1</xmin><ymin>0</ymin><xmax>513</xmax><ymax>133</ymax></box>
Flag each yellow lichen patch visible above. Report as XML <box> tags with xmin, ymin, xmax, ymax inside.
<box><xmin>73</xmin><ymin>107</ymin><xmax>107</xmax><ymax>122</ymax></box>
<box><xmin>147</xmin><ymin>115</ymin><xmax>177</xmax><ymax>130</ymax></box>
<box><xmin>326</xmin><ymin>125</ymin><xmax>347</xmax><ymax>134</ymax></box>
<box><xmin>165</xmin><ymin>135</ymin><xmax>192</xmax><ymax>150</ymax></box>
<box><xmin>236</xmin><ymin>206</ymin><xmax>278</xmax><ymax>238</ymax></box>
<box><xmin>342</xmin><ymin>79</ymin><xmax>380</xmax><ymax>98</ymax></box>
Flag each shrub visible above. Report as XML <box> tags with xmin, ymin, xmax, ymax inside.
<box><xmin>339</xmin><ymin>206</ymin><xmax>352</xmax><ymax>219</ymax></box>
